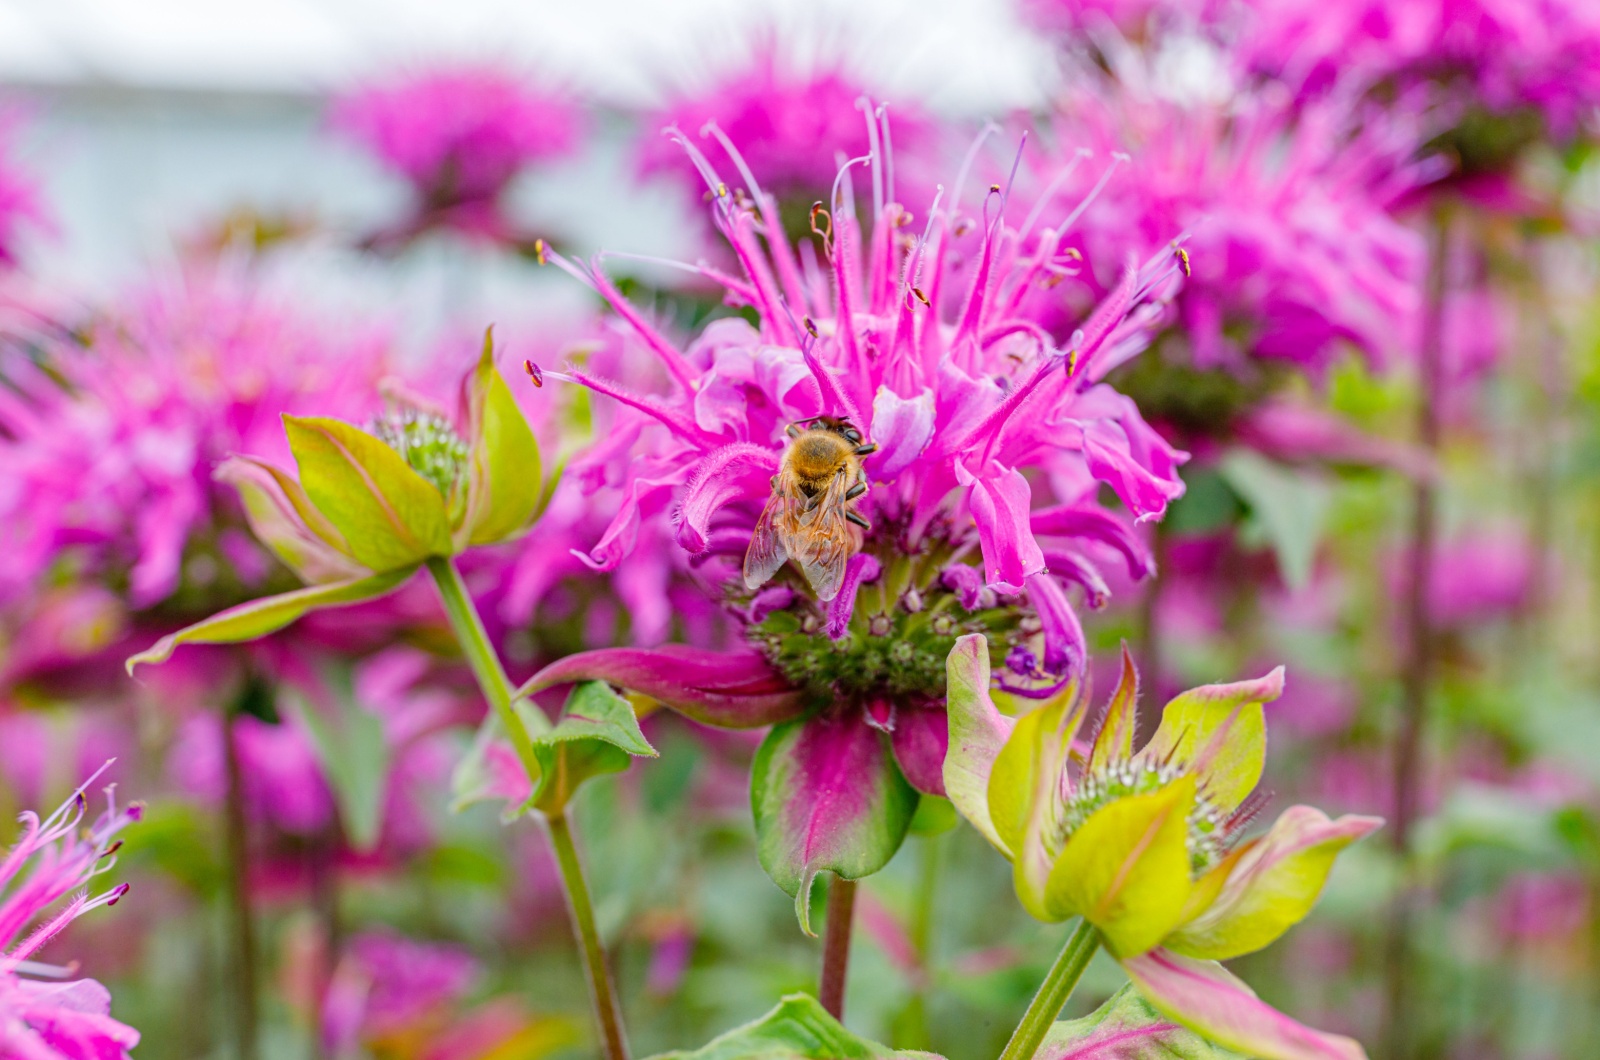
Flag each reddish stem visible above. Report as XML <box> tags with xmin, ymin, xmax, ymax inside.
<box><xmin>819</xmin><ymin>875</ymin><xmax>858</xmax><ymax>1020</ymax></box>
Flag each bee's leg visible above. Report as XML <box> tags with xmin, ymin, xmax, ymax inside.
<box><xmin>786</xmin><ymin>424</ymin><xmax>804</xmax><ymax>439</ymax></box>
<box><xmin>845</xmin><ymin>482</ymin><xmax>867</xmax><ymax>500</ymax></box>
<box><xmin>853</xmin><ymin>443</ymin><xmax>879</xmax><ymax>456</ymax></box>
<box><xmin>846</xmin><ymin>511</ymin><xmax>872</xmax><ymax>530</ymax></box>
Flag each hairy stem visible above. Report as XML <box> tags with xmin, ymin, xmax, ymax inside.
<box><xmin>997</xmin><ymin>918</ymin><xmax>1099</xmax><ymax>1060</ymax></box>
<box><xmin>425</xmin><ymin>555</ymin><xmax>630</xmax><ymax>1060</ymax></box>
<box><xmin>819</xmin><ymin>875</ymin><xmax>859</xmax><ymax>1020</ymax></box>
<box><xmin>222</xmin><ymin>703</ymin><xmax>260</xmax><ymax>1060</ymax></box>
<box><xmin>1381</xmin><ymin>209</ymin><xmax>1450</xmax><ymax>1060</ymax></box>
<box><xmin>547</xmin><ymin>811</ymin><xmax>631</xmax><ymax>1060</ymax></box>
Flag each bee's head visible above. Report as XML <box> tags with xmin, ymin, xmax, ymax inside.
<box><xmin>806</xmin><ymin>415</ymin><xmax>864</xmax><ymax>446</ymax></box>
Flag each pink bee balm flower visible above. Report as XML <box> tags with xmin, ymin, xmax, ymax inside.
<box><xmin>330</xmin><ymin>65</ymin><xmax>581</xmax><ymax>244</ymax></box>
<box><xmin>0</xmin><ymin>270</ymin><xmax>390</xmax><ymax>613</ymax></box>
<box><xmin>321</xmin><ymin>931</ymin><xmax>478</xmax><ymax>1057</ymax></box>
<box><xmin>0</xmin><ymin>110</ymin><xmax>46</xmax><ymax>270</ymax></box>
<box><xmin>1035</xmin><ymin>84</ymin><xmax>1427</xmax><ymax>384</ymax></box>
<box><xmin>638</xmin><ymin>47</ymin><xmax>934</xmax><ymax>208</ymax></box>
<box><xmin>521</xmin><ymin>112</ymin><xmax>1188</xmax><ymax>920</ymax></box>
<box><xmin>1230</xmin><ymin>0</ymin><xmax>1600</xmax><ymax>141</ymax></box>
<box><xmin>0</xmin><ymin>768</ymin><xmax>141</xmax><ymax>1060</ymax></box>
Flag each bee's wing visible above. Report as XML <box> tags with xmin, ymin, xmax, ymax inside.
<box><xmin>791</xmin><ymin>472</ymin><xmax>864</xmax><ymax>602</ymax></box>
<box><xmin>743</xmin><ymin>488</ymin><xmax>794</xmax><ymax>591</ymax></box>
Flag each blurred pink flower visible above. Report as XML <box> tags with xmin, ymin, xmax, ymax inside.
<box><xmin>1388</xmin><ymin>528</ymin><xmax>1535</xmax><ymax>627</ymax></box>
<box><xmin>638</xmin><ymin>47</ymin><xmax>935</xmax><ymax>206</ymax></box>
<box><xmin>0</xmin><ymin>270</ymin><xmax>390</xmax><ymax>612</ymax></box>
<box><xmin>171</xmin><ymin>711</ymin><xmax>336</xmax><ymax>837</ymax></box>
<box><xmin>1036</xmin><ymin>83</ymin><xmax>1427</xmax><ymax>375</ymax></box>
<box><xmin>1493</xmin><ymin>872</ymin><xmax>1588</xmax><ymax>942</ymax></box>
<box><xmin>321</xmin><ymin>931</ymin><xmax>478</xmax><ymax>1056</ymax></box>
<box><xmin>0</xmin><ymin>109</ymin><xmax>46</xmax><ymax>270</ymax></box>
<box><xmin>330</xmin><ymin>66</ymin><xmax>580</xmax><ymax>244</ymax></box>
<box><xmin>1231</xmin><ymin>0</ymin><xmax>1600</xmax><ymax>138</ymax></box>
<box><xmin>0</xmin><ymin>770</ymin><xmax>141</xmax><ymax>1060</ymax></box>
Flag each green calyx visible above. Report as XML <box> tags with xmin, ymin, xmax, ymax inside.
<box><xmin>368</xmin><ymin>409</ymin><xmax>470</xmax><ymax>499</ymax></box>
<box><xmin>746</xmin><ymin>581</ymin><xmax>1016</xmax><ymax>705</ymax></box>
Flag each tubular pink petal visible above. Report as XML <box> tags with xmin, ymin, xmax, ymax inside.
<box><xmin>825</xmin><ymin>554</ymin><xmax>881</xmax><ymax>641</ymax></box>
<box><xmin>588</xmin><ymin>261</ymin><xmax>702</xmax><ymax>394</ymax></box>
<box><xmin>959</xmin><ymin>462</ymin><xmax>1046</xmax><ymax>594</ymax></box>
<box><xmin>676</xmin><ymin>444</ymin><xmax>779</xmax><ymax>554</ymax></box>
<box><xmin>1031</xmin><ymin>503</ymin><xmax>1156</xmax><ymax>581</ymax></box>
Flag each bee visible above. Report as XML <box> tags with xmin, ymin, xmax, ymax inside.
<box><xmin>744</xmin><ymin>416</ymin><xmax>878</xmax><ymax>601</ymax></box>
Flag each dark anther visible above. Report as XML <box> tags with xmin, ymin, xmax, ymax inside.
<box><xmin>532</xmin><ymin>238</ymin><xmax>548</xmax><ymax>265</ymax></box>
<box><xmin>524</xmin><ymin>360</ymin><xmax>544</xmax><ymax>387</ymax></box>
<box><xmin>1175</xmin><ymin>247</ymin><xmax>1191</xmax><ymax>277</ymax></box>
<box><xmin>912</xmin><ymin>287</ymin><xmax>931</xmax><ymax>306</ymax></box>
<box><xmin>804</xmin><ymin>317</ymin><xmax>820</xmax><ymax>338</ymax></box>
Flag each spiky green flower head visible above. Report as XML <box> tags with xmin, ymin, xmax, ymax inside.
<box><xmin>368</xmin><ymin>407</ymin><xmax>471</xmax><ymax>500</ymax></box>
<box><xmin>945</xmin><ymin>636</ymin><xmax>1384</xmax><ymax>962</ymax></box>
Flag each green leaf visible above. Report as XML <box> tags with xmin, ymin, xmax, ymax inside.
<box><xmin>1217</xmin><ymin>449</ymin><xmax>1331</xmax><ymax>591</ymax></box>
<box><xmin>528</xmin><ymin>681</ymin><xmax>657</xmax><ymax>814</ymax></box>
<box><xmin>647</xmin><ymin>993</ymin><xmax>942</xmax><ymax>1060</ymax></box>
<box><xmin>126</xmin><ymin>567</ymin><xmax>418</xmax><ymax>673</ymax></box>
<box><xmin>1038</xmin><ymin>985</ymin><xmax>1245</xmax><ymax>1060</ymax></box>
<box><xmin>283</xmin><ymin>672</ymin><xmax>392</xmax><ymax>852</ymax></box>
<box><xmin>461</xmin><ymin>329</ymin><xmax>543</xmax><ymax>547</ymax></box>
<box><xmin>285</xmin><ymin>415</ymin><xmax>452</xmax><ymax>570</ymax></box>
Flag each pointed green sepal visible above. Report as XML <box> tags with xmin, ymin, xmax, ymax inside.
<box><xmin>1166</xmin><ymin>806</ymin><xmax>1382</xmax><ymax>961</ymax></box>
<box><xmin>1046</xmin><ymin>774</ymin><xmax>1197</xmax><ymax>957</ymax></box>
<box><xmin>1143</xmin><ymin>668</ymin><xmax>1283</xmax><ymax>815</ymax></box>
<box><xmin>125</xmin><ymin>566</ymin><xmax>418</xmax><ymax>674</ymax></box>
<box><xmin>284</xmin><ymin>414</ymin><xmax>452</xmax><ymax>570</ymax></box>
<box><xmin>460</xmin><ymin>327</ymin><xmax>544</xmax><ymax>548</ymax></box>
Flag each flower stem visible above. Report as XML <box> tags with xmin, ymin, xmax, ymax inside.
<box><xmin>425</xmin><ymin>555</ymin><xmax>630</xmax><ymax>1060</ymax></box>
<box><xmin>546</xmin><ymin>811</ymin><xmax>631</xmax><ymax>1060</ymax></box>
<box><xmin>424</xmin><ymin>556</ymin><xmax>539</xmax><ymax>775</ymax></box>
<box><xmin>221</xmin><ymin>699</ymin><xmax>260</xmax><ymax>1060</ymax></box>
<box><xmin>819</xmin><ymin>875</ymin><xmax>858</xmax><ymax>1020</ymax></box>
<box><xmin>997</xmin><ymin>919</ymin><xmax>1099</xmax><ymax>1060</ymax></box>
<box><xmin>1381</xmin><ymin>208</ymin><xmax>1449</xmax><ymax>1060</ymax></box>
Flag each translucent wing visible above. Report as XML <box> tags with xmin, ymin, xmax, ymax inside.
<box><xmin>743</xmin><ymin>485</ymin><xmax>796</xmax><ymax>591</ymax></box>
<box><xmin>787</xmin><ymin>471</ymin><xmax>864</xmax><ymax>602</ymax></box>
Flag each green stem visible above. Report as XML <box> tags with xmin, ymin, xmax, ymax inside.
<box><xmin>425</xmin><ymin>555</ymin><xmax>630</xmax><ymax>1060</ymax></box>
<box><xmin>221</xmin><ymin>703</ymin><xmax>260</xmax><ymax>1060</ymax></box>
<box><xmin>997</xmin><ymin>919</ymin><xmax>1099</xmax><ymax>1060</ymax></box>
<box><xmin>425</xmin><ymin>556</ymin><xmax>539</xmax><ymax>775</ymax></box>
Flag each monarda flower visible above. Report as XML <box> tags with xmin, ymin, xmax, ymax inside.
<box><xmin>0</xmin><ymin>768</ymin><xmax>142</xmax><ymax>1060</ymax></box>
<box><xmin>0</xmin><ymin>109</ymin><xmax>46</xmax><ymax>270</ymax></box>
<box><xmin>519</xmin><ymin>112</ymin><xmax>1187</xmax><ymax>923</ymax></box>
<box><xmin>945</xmin><ymin>637</ymin><xmax>1381</xmax><ymax>1060</ymax></box>
<box><xmin>637</xmin><ymin>45</ymin><xmax>935</xmax><ymax>221</ymax></box>
<box><xmin>0</xmin><ymin>270</ymin><xmax>389</xmax><ymax>615</ymax></box>
<box><xmin>127</xmin><ymin>331</ymin><xmax>549</xmax><ymax>671</ymax></box>
<box><xmin>329</xmin><ymin>65</ymin><xmax>581</xmax><ymax>247</ymax></box>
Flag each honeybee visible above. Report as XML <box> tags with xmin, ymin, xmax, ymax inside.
<box><xmin>744</xmin><ymin>416</ymin><xmax>878</xmax><ymax>601</ymax></box>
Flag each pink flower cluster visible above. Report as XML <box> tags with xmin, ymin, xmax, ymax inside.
<box><xmin>638</xmin><ymin>49</ymin><xmax>933</xmax><ymax>205</ymax></box>
<box><xmin>0</xmin><ymin>770</ymin><xmax>141</xmax><ymax>1060</ymax></box>
<box><xmin>1034</xmin><ymin>85</ymin><xmax>1428</xmax><ymax>375</ymax></box>
<box><xmin>0</xmin><ymin>272</ymin><xmax>390</xmax><ymax>612</ymax></box>
<box><xmin>330</xmin><ymin>66</ymin><xmax>580</xmax><ymax>214</ymax></box>
<box><xmin>0</xmin><ymin>110</ymin><xmax>45</xmax><ymax>270</ymax></box>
